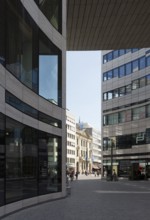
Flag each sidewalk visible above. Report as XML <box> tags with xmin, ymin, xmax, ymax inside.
<box><xmin>2</xmin><ymin>175</ymin><xmax>150</xmax><ymax>220</ymax></box>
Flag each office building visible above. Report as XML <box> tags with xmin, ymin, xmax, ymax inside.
<box><xmin>102</xmin><ymin>49</ymin><xmax>150</xmax><ymax>178</ymax></box>
<box><xmin>66</xmin><ymin>110</ymin><xmax>76</xmax><ymax>172</ymax></box>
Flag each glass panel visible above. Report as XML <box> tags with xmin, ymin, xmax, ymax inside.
<box><xmin>132</xmin><ymin>48</ymin><xmax>139</xmax><ymax>53</ymax></box>
<box><xmin>113</xmin><ymin>113</ymin><xmax>118</xmax><ymax>124</ymax></box>
<box><xmin>132</xmin><ymin>59</ymin><xmax>139</xmax><ymax>72</ymax></box>
<box><xmin>6</xmin><ymin>117</ymin><xmax>38</xmax><ymax>203</ymax></box>
<box><xmin>103</xmin><ymin>115</ymin><xmax>108</xmax><ymax>126</ymax></box>
<box><xmin>103</xmin><ymin>93</ymin><xmax>107</xmax><ymax>101</ymax></box>
<box><xmin>132</xmin><ymin>79</ymin><xmax>139</xmax><ymax>90</ymax></box>
<box><xmin>103</xmin><ymin>55</ymin><xmax>107</xmax><ymax>63</ymax></box>
<box><xmin>125</xmin><ymin>110</ymin><xmax>131</xmax><ymax>122</ymax></box>
<box><xmin>107</xmin><ymin>70</ymin><xmax>113</xmax><ymax>80</ymax></box>
<box><xmin>126</xmin><ymin>49</ymin><xmax>131</xmax><ymax>53</ymax></box>
<box><xmin>119</xmin><ymin>87</ymin><xmax>126</xmax><ymax>97</ymax></box>
<box><xmin>39</xmin><ymin>112</ymin><xmax>61</xmax><ymax>128</ymax></box>
<box><xmin>126</xmin><ymin>62</ymin><xmax>132</xmax><ymax>75</ymax></box>
<box><xmin>126</xmin><ymin>84</ymin><xmax>131</xmax><ymax>94</ymax></box>
<box><xmin>113</xmin><ymin>68</ymin><xmax>118</xmax><ymax>77</ymax></box>
<box><xmin>146</xmin><ymin>56</ymin><xmax>150</xmax><ymax>67</ymax></box>
<box><xmin>103</xmin><ymin>72</ymin><xmax>107</xmax><ymax>81</ymax></box>
<box><xmin>107</xmin><ymin>52</ymin><xmax>113</xmax><ymax>61</ymax></box>
<box><xmin>0</xmin><ymin>0</ymin><xmax>5</xmax><ymax>65</ymax></box>
<box><xmin>119</xmin><ymin>65</ymin><xmax>125</xmax><ymax>77</ymax></box>
<box><xmin>119</xmin><ymin>49</ymin><xmax>125</xmax><ymax>56</ymax></box>
<box><xmin>132</xmin><ymin>133</ymin><xmax>145</xmax><ymax>145</ymax></box>
<box><xmin>39</xmin><ymin>31</ymin><xmax>61</xmax><ymax>106</ymax></box>
<box><xmin>119</xmin><ymin>111</ymin><xmax>125</xmax><ymax>123</ymax></box>
<box><xmin>0</xmin><ymin>113</ymin><xmax>5</xmax><ymax>206</ymax></box>
<box><xmin>113</xmin><ymin>50</ymin><xmax>119</xmax><ymax>59</ymax></box>
<box><xmin>132</xmin><ymin>106</ymin><xmax>145</xmax><ymax>120</ymax></box>
<box><xmin>108</xmin><ymin>91</ymin><xmax>113</xmax><ymax>100</ymax></box>
<box><xmin>139</xmin><ymin>56</ymin><xmax>145</xmax><ymax>70</ymax></box>
<box><xmin>6</xmin><ymin>0</ymin><xmax>37</xmax><ymax>91</ymax></box>
<box><xmin>37</xmin><ymin>0</ymin><xmax>62</xmax><ymax>32</ymax></box>
<box><xmin>146</xmin><ymin>105</ymin><xmax>150</xmax><ymax>118</ymax></box>
<box><xmin>38</xmin><ymin>131</ymin><xmax>61</xmax><ymax>195</ymax></box>
<box><xmin>146</xmin><ymin>74</ymin><xmax>150</xmax><ymax>85</ymax></box>
<box><xmin>139</xmin><ymin>77</ymin><xmax>146</xmax><ymax>88</ymax></box>
<box><xmin>113</xmin><ymin>89</ymin><xmax>119</xmax><ymax>98</ymax></box>
<box><xmin>108</xmin><ymin>114</ymin><xmax>113</xmax><ymax>125</ymax></box>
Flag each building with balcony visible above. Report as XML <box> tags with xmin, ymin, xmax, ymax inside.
<box><xmin>102</xmin><ymin>49</ymin><xmax>150</xmax><ymax>178</ymax></box>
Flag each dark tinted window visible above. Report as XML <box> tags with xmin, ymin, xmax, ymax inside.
<box><xmin>139</xmin><ymin>56</ymin><xmax>145</xmax><ymax>70</ymax></box>
<box><xmin>119</xmin><ymin>65</ymin><xmax>125</xmax><ymax>77</ymax></box>
<box><xmin>126</xmin><ymin>62</ymin><xmax>132</xmax><ymax>75</ymax></box>
<box><xmin>0</xmin><ymin>0</ymin><xmax>5</xmax><ymax>65</ymax></box>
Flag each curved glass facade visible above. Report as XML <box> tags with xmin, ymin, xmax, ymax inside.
<box><xmin>35</xmin><ymin>0</ymin><xmax>62</xmax><ymax>33</ymax></box>
<box><xmin>1</xmin><ymin>0</ymin><xmax>62</xmax><ymax>106</ymax></box>
<box><xmin>0</xmin><ymin>113</ymin><xmax>62</xmax><ymax>206</ymax></box>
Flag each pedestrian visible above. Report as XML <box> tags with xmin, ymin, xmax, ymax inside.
<box><xmin>75</xmin><ymin>171</ymin><xmax>78</xmax><ymax>180</ymax></box>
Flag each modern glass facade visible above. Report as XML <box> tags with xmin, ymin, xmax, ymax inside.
<box><xmin>0</xmin><ymin>0</ymin><xmax>65</xmax><ymax>214</ymax></box>
<box><xmin>102</xmin><ymin>49</ymin><xmax>150</xmax><ymax>179</ymax></box>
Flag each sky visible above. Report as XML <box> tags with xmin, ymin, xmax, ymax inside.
<box><xmin>66</xmin><ymin>51</ymin><xmax>102</xmax><ymax>131</ymax></box>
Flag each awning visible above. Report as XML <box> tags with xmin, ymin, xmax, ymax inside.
<box><xmin>92</xmin><ymin>164</ymin><xmax>100</xmax><ymax>169</ymax></box>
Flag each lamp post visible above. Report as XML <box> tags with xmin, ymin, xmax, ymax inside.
<box><xmin>110</xmin><ymin>140</ymin><xmax>113</xmax><ymax>180</ymax></box>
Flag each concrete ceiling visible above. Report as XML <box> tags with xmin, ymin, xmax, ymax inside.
<box><xmin>67</xmin><ymin>0</ymin><xmax>150</xmax><ymax>50</ymax></box>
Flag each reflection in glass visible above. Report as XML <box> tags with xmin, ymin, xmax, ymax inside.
<box><xmin>37</xmin><ymin>0</ymin><xmax>61</xmax><ymax>32</ymax></box>
<box><xmin>39</xmin><ymin>31</ymin><xmax>61</xmax><ymax>106</ymax></box>
<box><xmin>6</xmin><ymin>0</ymin><xmax>38</xmax><ymax>92</ymax></box>
<box><xmin>6</xmin><ymin>117</ymin><xmax>38</xmax><ymax>204</ymax></box>
<box><xmin>0</xmin><ymin>113</ymin><xmax>5</xmax><ymax>206</ymax></box>
<box><xmin>0</xmin><ymin>0</ymin><xmax>5</xmax><ymax>65</ymax></box>
<box><xmin>39</xmin><ymin>55</ymin><xmax>58</xmax><ymax>104</ymax></box>
<box><xmin>39</xmin><ymin>131</ymin><xmax>61</xmax><ymax>195</ymax></box>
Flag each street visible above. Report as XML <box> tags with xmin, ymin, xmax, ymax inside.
<box><xmin>2</xmin><ymin>175</ymin><xmax>150</xmax><ymax>220</ymax></box>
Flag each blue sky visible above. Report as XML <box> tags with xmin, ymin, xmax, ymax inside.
<box><xmin>66</xmin><ymin>51</ymin><xmax>101</xmax><ymax>130</ymax></box>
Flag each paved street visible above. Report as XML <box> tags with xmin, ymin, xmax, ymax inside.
<box><xmin>2</xmin><ymin>175</ymin><xmax>150</xmax><ymax>220</ymax></box>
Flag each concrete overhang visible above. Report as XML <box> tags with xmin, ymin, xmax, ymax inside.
<box><xmin>67</xmin><ymin>0</ymin><xmax>150</xmax><ymax>50</ymax></box>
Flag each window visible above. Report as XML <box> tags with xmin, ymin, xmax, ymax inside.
<box><xmin>146</xmin><ymin>56</ymin><xmax>150</xmax><ymax>67</ymax></box>
<box><xmin>107</xmin><ymin>52</ymin><xmax>113</xmax><ymax>61</ymax></box>
<box><xmin>132</xmin><ymin>59</ymin><xmax>139</xmax><ymax>72</ymax></box>
<box><xmin>113</xmin><ymin>89</ymin><xmax>119</xmax><ymax>98</ymax></box>
<box><xmin>107</xmin><ymin>70</ymin><xmax>113</xmax><ymax>80</ymax></box>
<box><xmin>132</xmin><ymin>48</ymin><xmax>138</xmax><ymax>53</ymax></box>
<box><xmin>113</xmin><ymin>50</ymin><xmax>119</xmax><ymax>59</ymax></box>
<box><xmin>146</xmin><ymin>105</ymin><xmax>150</xmax><ymax>118</ymax></box>
<box><xmin>126</xmin><ymin>84</ymin><xmax>131</xmax><ymax>94</ymax></box>
<box><xmin>113</xmin><ymin>68</ymin><xmax>119</xmax><ymax>78</ymax></box>
<box><xmin>38</xmin><ymin>131</ymin><xmax>61</xmax><ymax>195</ymax></box>
<box><xmin>103</xmin><ymin>72</ymin><xmax>107</xmax><ymax>81</ymax></box>
<box><xmin>108</xmin><ymin>114</ymin><xmax>113</xmax><ymax>125</ymax></box>
<box><xmin>0</xmin><ymin>0</ymin><xmax>5</xmax><ymax>66</ymax></box>
<box><xmin>125</xmin><ymin>110</ymin><xmax>131</xmax><ymax>122</ymax></box>
<box><xmin>139</xmin><ymin>77</ymin><xmax>146</xmax><ymax>88</ymax></box>
<box><xmin>119</xmin><ymin>111</ymin><xmax>125</xmax><ymax>123</ymax></box>
<box><xmin>119</xmin><ymin>87</ymin><xmax>126</xmax><ymax>97</ymax></box>
<box><xmin>6</xmin><ymin>117</ymin><xmax>38</xmax><ymax>203</ymax></box>
<box><xmin>103</xmin><ymin>55</ymin><xmax>107</xmax><ymax>63</ymax></box>
<box><xmin>132</xmin><ymin>106</ymin><xmax>145</xmax><ymax>120</ymax></box>
<box><xmin>0</xmin><ymin>113</ymin><xmax>5</xmax><ymax>206</ymax></box>
<box><xmin>132</xmin><ymin>79</ymin><xmax>139</xmax><ymax>90</ymax></box>
<box><xmin>146</xmin><ymin>74</ymin><xmax>150</xmax><ymax>85</ymax></box>
<box><xmin>119</xmin><ymin>65</ymin><xmax>125</xmax><ymax>77</ymax></box>
<box><xmin>108</xmin><ymin>91</ymin><xmax>113</xmax><ymax>100</ymax></box>
<box><xmin>126</xmin><ymin>49</ymin><xmax>131</xmax><ymax>53</ymax></box>
<box><xmin>6</xmin><ymin>0</ymin><xmax>38</xmax><ymax>92</ymax></box>
<box><xmin>36</xmin><ymin>0</ymin><xmax>62</xmax><ymax>32</ymax></box>
<box><xmin>39</xmin><ymin>31</ymin><xmax>62</xmax><ymax>106</ymax></box>
<box><xmin>103</xmin><ymin>93</ymin><xmax>107</xmax><ymax>101</ymax></box>
<box><xmin>119</xmin><ymin>49</ymin><xmax>125</xmax><ymax>56</ymax></box>
<box><xmin>103</xmin><ymin>115</ymin><xmax>108</xmax><ymax>126</ymax></box>
<box><xmin>113</xmin><ymin>113</ymin><xmax>118</xmax><ymax>124</ymax></box>
<box><xmin>126</xmin><ymin>62</ymin><xmax>132</xmax><ymax>75</ymax></box>
<box><xmin>139</xmin><ymin>56</ymin><xmax>145</xmax><ymax>70</ymax></box>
